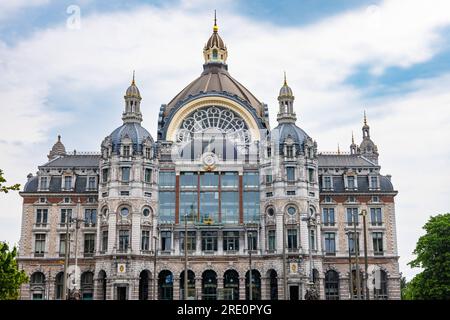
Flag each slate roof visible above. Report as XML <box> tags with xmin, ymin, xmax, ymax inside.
<box><xmin>318</xmin><ymin>154</ymin><xmax>376</xmax><ymax>167</ymax></box>
<box><xmin>319</xmin><ymin>175</ymin><xmax>395</xmax><ymax>193</ymax></box>
<box><xmin>23</xmin><ymin>175</ymin><xmax>97</xmax><ymax>193</ymax></box>
<box><xmin>40</xmin><ymin>155</ymin><xmax>100</xmax><ymax>168</ymax></box>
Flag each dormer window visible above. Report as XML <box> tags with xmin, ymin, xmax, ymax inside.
<box><xmin>123</xmin><ymin>145</ymin><xmax>130</xmax><ymax>157</ymax></box>
<box><xmin>347</xmin><ymin>176</ymin><xmax>355</xmax><ymax>189</ymax></box>
<box><xmin>370</xmin><ymin>176</ymin><xmax>379</xmax><ymax>189</ymax></box>
<box><xmin>286</xmin><ymin>145</ymin><xmax>294</xmax><ymax>158</ymax></box>
<box><xmin>323</xmin><ymin>176</ymin><xmax>332</xmax><ymax>190</ymax></box>
<box><xmin>39</xmin><ymin>177</ymin><xmax>49</xmax><ymax>190</ymax></box>
<box><xmin>63</xmin><ymin>176</ymin><xmax>72</xmax><ymax>191</ymax></box>
<box><xmin>88</xmin><ymin>176</ymin><xmax>96</xmax><ymax>190</ymax></box>
<box><xmin>145</xmin><ymin>147</ymin><xmax>151</xmax><ymax>159</ymax></box>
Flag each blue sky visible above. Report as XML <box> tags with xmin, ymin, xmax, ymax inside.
<box><xmin>1</xmin><ymin>0</ymin><xmax>450</xmax><ymax>282</ymax></box>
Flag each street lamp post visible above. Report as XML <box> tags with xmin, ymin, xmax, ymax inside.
<box><xmin>248</xmin><ymin>231</ymin><xmax>253</xmax><ymax>301</ymax></box>
<box><xmin>360</xmin><ymin>209</ymin><xmax>369</xmax><ymax>300</ymax></box>
<box><xmin>353</xmin><ymin>211</ymin><xmax>361</xmax><ymax>300</ymax></box>
<box><xmin>71</xmin><ymin>217</ymin><xmax>84</xmax><ymax>300</ymax></box>
<box><xmin>346</xmin><ymin>231</ymin><xmax>353</xmax><ymax>300</ymax></box>
<box><xmin>153</xmin><ymin>235</ymin><xmax>158</xmax><ymax>300</ymax></box>
<box><xmin>184</xmin><ymin>206</ymin><xmax>193</xmax><ymax>300</ymax></box>
<box><xmin>62</xmin><ymin>215</ymin><xmax>71</xmax><ymax>300</ymax></box>
<box><xmin>282</xmin><ymin>213</ymin><xmax>287</xmax><ymax>300</ymax></box>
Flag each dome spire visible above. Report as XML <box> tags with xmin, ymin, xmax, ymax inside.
<box><xmin>277</xmin><ymin>72</ymin><xmax>296</xmax><ymax>124</ymax></box>
<box><xmin>48</xmin><ymin>134</ymin><xmax>67</xmax><ymax>160</ymax></box>
<box><xmin>203</xmin><ymin>11</ymin><xmax>227</xmax><ymax>66</ymax></box>
<box><xmin>213</xmin><ymin>10</ymin><xmax>218</xmax><ymax>32</ymax></box>
<box><xmin>350</xmin><ymin>131</ymin><xmax>358</xmax><ymax>154</ymax></box>
<box><xmin>123</xmin><ymin>72</ymin><xmax>143</xmax><ymax>123</ymax></box>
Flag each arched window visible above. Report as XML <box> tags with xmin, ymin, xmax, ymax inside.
<box><xmin>158</xmin><ymin>270</ymin><xmax>173</xmax><ymax>300</ymax></box>
<box><xmin>312</xmin><ymin>268</ymin><xmax>320</xmax><ymax>284</ymax></box>
<box><xmin>202</xmin><ymin>270</ymin><xmax>217</xmax><ymax>300</ymax></box>
<box><xmin>212</xmin><ymin>49</ymin><xmax>218</xmax><ymax>59</ymax></box>
<box><xmin>324</xmin><ymin>270</ymin><xmax>339</xmax><ymax>300</ymax></box>
<box><xmin>30</xmin><ymin>272</ymin><xmax>45</xmax><ymax>300</ymax></box>
<box><xmin>268</xmin><ymin>269</ymin><xmax>278</xmax><ymax>300</ymax></box>
<box><xmin>180</xmin><ymin>270</ymin><xmax>195</xmax><ymax>299</ymax></box>
<box><xmin>245</xmin><ymin>270</ymin><xmax>261</xmax><ymax>300</ymax></box>
<box><xmin>139</xmin><ymin>270</ymin><xmax>151</xmax><ymax>300</ymax></box>
<box><xmin>223</xmin><ymin>270</ymin><xmax>239</xmax><ymax>300</ymax></box>
<box><xmin>55</xmin><ymin>272</ymin><xmax>64</xmax><ymax>300</ymax></box>
<box><xmin>81</xmin><ymin>271</ymin><xmax>94</xmax><ymax>300</ymax></box>
<box><xmin>374</xmin><ymin>270</ymin><xmax>388</xmax><ymax>300</ymax></box>
<box><xmin>98</xmin><ymin>270</ymin><xmax>107</xmax><ymax>300</ymax></box>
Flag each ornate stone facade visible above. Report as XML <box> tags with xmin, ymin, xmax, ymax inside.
<box><xmin>17</xmin><ymin>19</ymin><xmax>400</xmax><ymax>300</ymax></box>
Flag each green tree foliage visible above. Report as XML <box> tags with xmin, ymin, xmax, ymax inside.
<box><xmin>404</xmin><ymin>213</ymin><xmax>450</xmax><ymax>299</ymax></box>
<box><xmin>0</xmin><ymin>169</ymin><xmax>20</xmax><ymax>193</ymax></box>
<box><xmin>0</xmin><ymin>242</ymin><xmax>28</xmax><ymax>300</ymax></box>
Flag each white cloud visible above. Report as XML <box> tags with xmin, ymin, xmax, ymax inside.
<box><xmin>0</xmin><ymin>0</ymin><xmax>450</xmax><ymax>280</ymax></box>
<box><xmin>0</xmin><ymin>0</ymin><xmax>50</xmax><ymax>21</ymax></box>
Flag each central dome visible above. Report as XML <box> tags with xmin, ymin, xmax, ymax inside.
<box><xmin>165</xmin><ymin>63</ymin><xmax>263</xmax><ymax>117</ymax></box>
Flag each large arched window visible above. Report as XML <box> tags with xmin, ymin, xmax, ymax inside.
<box><xmin>139</xmin><ymin>270</ymin><xmax>151</xmax><ymax>300</ymax></box>
<box><xmin>158</xmin><ymin>270</ymin><xmax>173</xmax><ymax>300</ymax></box>
<box><xmin>81</xmin><ymin>271</ymin><xmax>94</xmax><ymax>300</ymax></box>
<box><xmin>202</xmin><ymin>270</ymin><xmax>217</xmax><ymax>300</ymax></box>
<box><xmin>98</xmin><ymin>270</ymin><xmax>107</xmax><ymax>300</ymax></box>
<box><xmin>245</xmin><ymin>270</ymin><xmax>261</xmax><ymax>300</ymax></box>
<box><xmin>324</xmin><ymin>270</ymin><xmax>339</xmax><ymax>300</ymax></box>
<box><xmin>374</xmin><ymin>270</ymin><xmax>388</xmax><ymax>300</ymax></box>
<box><xmin>30</xmin><ymin>272</ymin><xmax>45</xmax><ymax>300</ymax></box>
<box><xmin>55</xmin><ymin>272</ymin><xmax>64</xmax><ymax>300</ymax></box>
<box><xmin>268</xmin><ymin>269</ymin><xmax>278</xmax><ymax>300</ymax></box>
<box><xmin>223</xmin><ymin>270</ymin><xmax>239</xmax><ymax>300</ymax></box>
<box><xmin>180</xmin><ymin>270</ymin><xmax>195</xmax><ymax>299</ymax></box>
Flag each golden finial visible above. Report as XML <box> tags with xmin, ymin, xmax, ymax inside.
<box><xmin>131</xmin><ymin>70</ymin><xmax>135</xmax><ymax>85</ymax></box>
<box><xmin>283</xmin><ymin>71</ymin><xmax>287</xmax><ymax>86</ymax></box>
<box><xmin>364</xmin><ymin>110</ymin><xmax>367</xmax><ymax>125</ymax></box>
<box><xmin>213</xmin><ymin>10</ymin><xmax>218</xmax><ymax>32</ymax></box>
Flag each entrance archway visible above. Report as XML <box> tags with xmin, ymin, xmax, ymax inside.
<box><xmin>158</xmin><ymin>270</ymin><xmax>173</xmax><ymax>300</ymax></box>
<box><xmin>223</xmin><ymin>270</ymin><xmax>239</xmax><ymax>300</ymax></box>
<box><xmin>202</xmin><ymin>270</ymin><xmax>217</xmax><ymax>300</ymax></box>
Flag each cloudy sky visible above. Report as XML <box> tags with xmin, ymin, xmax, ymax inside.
<box><xmin>0</xmin><ymin>0</ymin><xmax>449</xmax><ymax>281</ymax></box>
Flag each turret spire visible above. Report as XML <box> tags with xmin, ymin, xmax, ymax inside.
<box><xmin>213</xmin><ymin>10</ymin><xmax>218</xmax><ymax>32</ymax></box>
<box><xmin>203</xmin><ymin>11</ymin><xmax>227</xmax><ymax>65</ymax></box>
<box><xmin>277</xmin><ymin>72</ymin><xmax>296</xmax><ymax>123</ymax></box>
<box><xmin>123</xmin><ymin>72</ymin><xmax>143</xmax><ymax>123</ymax></box>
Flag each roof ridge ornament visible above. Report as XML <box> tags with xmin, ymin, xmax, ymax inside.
<box><xmin>213</xmin><ymin>10</ymin><xmax>218</xmax><ymax>33</ymax></box>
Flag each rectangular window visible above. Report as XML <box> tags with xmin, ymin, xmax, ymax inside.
<box><xmin>268</xmin><ymin>230</ymin><xmax>276</xmax><ymax>251</ymax></box>
<box><xmin>324</xmin><ymin>176</ymin><xmax>332</xmax><ymax>189</ymax></box>
<box><xmin>286</xmin><ymin>190</ymin><xmax>296</xmax><ymax>195</ymax></box>
<box><xmin>223</xmin><ymin>231</ymin><xmax>239</xmax><ymax>252</ymax></box>
<box><xmin>309</xmin><ymin>229</ymin><xmax>316</xmax><ymax>250</ymax></box>
<box><xmin>159</xmin><ymin>171</ymin><xmax>176</xmax><ymax>187</ymax></box>
<box><xmin>286</xmin><ymin>146</ymin><xmax>294</xmax><ymax>158</ymax></box>
<box><xmin>36</xmin><ymin>209</ymin><xmax>48</xmax><ymax>226</ymax></box>
<box><xmin>84</xmin><ymin>234</ymin><xmax>95</xmax><ymax>256</ymax></box>
<box><xmin>201</xmin><ymin>231</ymin><xmax>218</xmax><ymax>251</ymax></box>
<box><xmin>243</xmin><ymin>172</ymin><xmax>259</xmax><ymax>187</ymax></box>
<box><xmin>265</xmin><ymin>173</ymin><xmax>272</xmax><ymax>184</ymax></box>
<box><xmin>266</xmin><ymin>192</ymin><xmax>273</xmax><ymax>197</ymax></box>
<box><xmin>180</xmin><ymin>231</ymin><xmax>196</xmax><ymax>252</ymax></box>
<box><xmin>323</xmin><ymin>208</ymin><xmax>335</xmax><ymax>226</ymax></box>
<box><xmin>347</xmin><ymin>176</ymin><xmax>355</xmax><ymax>189</ymax></box>
<box><xmin>118</xmin><ymin>230</ymin><xmax>129</xmax><ymax>252</ymax></box>
<box><xmin>267</xmin><ymin>147</ymin><xmax>272</xmax><ymax>158</ymax></box>
<box><xmin>200</xmin><ymin>172</ymin><xmax>218</xmax><ymax>188</ymax></box>
<box><xmin>161</xmin><ymin>231</ymin><xmax>172</xmax><ymax>251</ymax></box>
<box><xmin>370</xmin><ymin>176</ymin><xmax>378</xmax><ymax>189</ymax></box>
<box><xmin>34</xmin><ymin>234</ymin><xmax>46</xmax><ymax>256</ymax></box>
<box><xmin>243</xmin><ymin>191</ymin><xmax>260</xmax><ymax>222</ymax></box>
<box><xmin>200</xmin><ymin>192</ymin><xmax>219</xmax><ymax>223</ymax></box>
<box><xmin>373</xmin><ymin>232</ymin><xmax>384</xmax><ymax>255</ymax></box>
<box><xmin>159</xmin><ymin>192</ymin><xmax>176</xmax><ymax>223</ymax></box>
<box><xmin>121</xmin><ymin>167</ymin><xmax>130</xmax><ymax>182</ymax></box>
<box><xmin>287</xmin><ymin>229</ymin><xmax>298</xmax><ymax>250</ymax></box>
<box><xmin>101</xmin><ymin>231</ymin><xmax>108</xmax><ymax>252</ymax></box>
<box><xmin>180</xmin><ymin>192</ymin><xmax>198</xmax><ymax>223</ymax></box>
<box><xmin>346</xmin><ymin>208</ymin><xmax>359</xmax><ymax>226</ymax></box>
<box><xmin>247</xmin><ymin>232</ymin><xmax>257</xmax><ymax>250</ymax></box>
<box><xmin>308</xmin><ymin>168</ymin><xmax>315</xmax><ymax>183</ymax></box>
<box><xmin>123</xmin><ymin>145</ymin><xmax>130</xmax><ymax>156</ymax></box>
<box><xmin>221</xmin><ymin>172</ymin><xmax>238</xmax><ymax>188</ymax></box>
<box><xmin>102</xmin><ymin>168</ymin><xmax>109</xmax><ymax>183</ymax></box>
<box><xmin>144</xmin><ymin>168</ymin><xmax>152</xmax><ymax>183</ymax></box>
<box><xmin>221</xmin><ymin>192</ymin><xmax>239</xmax><ymax>224</ymax></box>
<box><xmin>40</xmin><ymin>177</ymin><xmax>49</xmax><ymax>190</ymax></box>
<box><xmin>180</xmin><ymin>172</ymin><xmax>198</xmax><ymax>188</ymax></box>
<box><xmin>84</xmin><ymin>209</ymin><xmax>97</xmax><ymax>226</ymax></box>
<box><xmin>88</xmin><ymin>176</ymin><xmax>96</xmax><ymax>189</ymax></box>
<box><xmin>59</xmin><ymin>234</ymin><xmax>66</xmax><ymax>256</ymax></box>
<box><xmin>64</xmin><ymin>176</ymin><xmax>72</xmax><ymax>190</ymax></box>
<box><xmin>141</xmin><ymin>230</ymin><xmax>150</xmax><ymax>251</ymax></box>
<box><xmin>145</xmin><ymin>147</ymin><xmax>151</xmax><ymax>159</ymax></box>
<box><xmin>324</xmin><ymin>233</ymin><xmax>336</xmax><ymax>255</ymax></box>
<box><xmin>60</xmin><ymin>209</ymin><xmax>72</xmax><ymax>225</ymax></box>
<box><xmin>348</xmin><ymin>232</ymin><xmax>359</xmax><ymax>254</ymax></box>
<box><xmin>371</xmin><ymin>208</ymin><xmax>382</xmax><ymax>226</ymax></box>
<box><xmin>286</xmin><ymin>167</ymin><xmax>295</xmax><ymax>182</ymax></box>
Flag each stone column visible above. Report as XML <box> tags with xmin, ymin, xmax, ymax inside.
<box><xmin>173</xmin><ymin>276</ymin><xmax>180</xmax><ymax>300</ymax></box>
<box><xmin>239</xmin><ymin>277</ymin><xmax>246</xmax><ymax>300</ymax></box>
<box><xmin>195</xmin><ymin>276</ymin><xmax>202</xmax><ymax>300</ymax></box>
<box><xmin>217</xmin><ymin>276</ymin><xmax>223</xmax><ymax>299</ymax></box>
